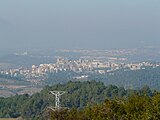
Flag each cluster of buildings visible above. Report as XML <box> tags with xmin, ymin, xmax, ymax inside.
<box><xmin>0</xmin><ymin>57</ymin><xmax>160</xmax><ymax>81</ymax></box>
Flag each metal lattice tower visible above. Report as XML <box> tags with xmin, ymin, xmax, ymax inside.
<box><xmin>50</xmin><ymin>91</ymin><xmax>65</xmax><ymax>110</ymax></box>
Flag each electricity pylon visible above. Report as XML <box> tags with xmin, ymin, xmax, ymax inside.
<box><xmin>49</xmin><ymin>91</ymin><xmax>66</xmax><ymax>111</ymax></box>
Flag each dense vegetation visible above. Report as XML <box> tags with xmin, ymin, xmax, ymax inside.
<box><xmin>0</xmin><ymin>81</ymin><xmax>155</xmax><ymax>119</ymax></box>
<box><xmin>50</xmin><ymin>93</ymin><xmax>160</xmax><ymax>120</ymax></box>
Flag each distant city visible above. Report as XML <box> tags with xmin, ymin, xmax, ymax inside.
<box><xmin>1</xmin><ymin>57</ymin><xmax>159</xmax><ymax>80</ymax></box>
<box><xmin>1</xmin><ymin>48</ymin><xmax>160</xmax><ymax>97</ymax></box>
<box><xmin>1</xmin><ymin>48</ymin><xmax>160</xmax><ymax>75</ymax></box>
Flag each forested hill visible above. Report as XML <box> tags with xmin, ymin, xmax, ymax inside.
<box><xmin>89</xmin><ymin>66</ymin><xmax>160</xmax><ymax>90</ymax></box>
<box><xmin>0</xmin><ymin>81</ymin><xmax>154</xmax><ymax>119</ymax></box>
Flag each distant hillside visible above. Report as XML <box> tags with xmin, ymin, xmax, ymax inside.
<box><xmin>0</xmin><ymin>54</ymin><xmax>55</xmax><ymax>68</ymax></box>
<box><xmin>90</xmin><ymin>66</ymin><xmax>160</xmax><ymax>90</ymax></box>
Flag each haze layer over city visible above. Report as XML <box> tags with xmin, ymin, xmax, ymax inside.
<box><xmin>0</xmin><ymin>0</ymin><xmax>160</xmax><ymax>50</ymax></box>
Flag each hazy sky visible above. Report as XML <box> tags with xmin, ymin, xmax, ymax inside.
<box><xmin>0</xmin><ymin>0</ymin><xmax>160</xmax><ymax>50</ymax></box>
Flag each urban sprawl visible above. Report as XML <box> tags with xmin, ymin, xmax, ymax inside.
<box><xmin>1</xmin><ymin>57</ymin><xmax>159</xmax><ymax>82</ymax></box>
